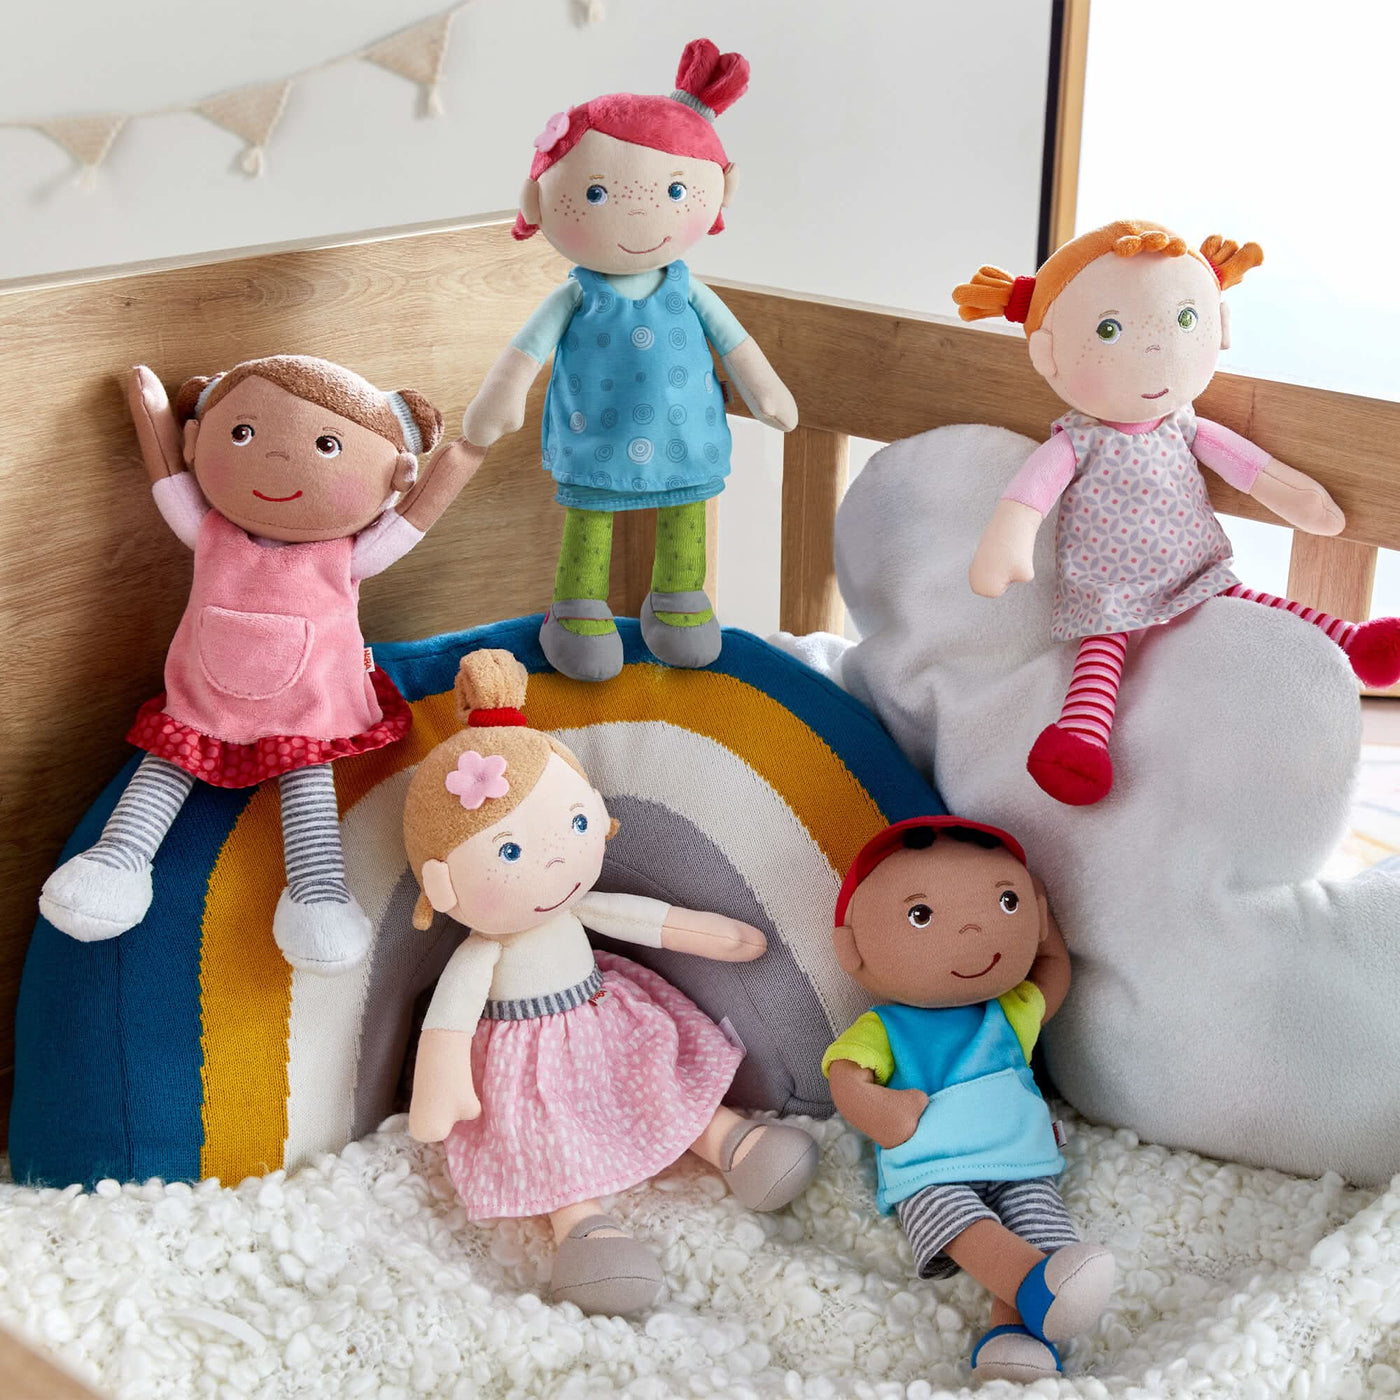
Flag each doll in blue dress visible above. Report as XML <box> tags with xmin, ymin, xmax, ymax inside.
<box><xmin>462</xmin><ymin>38</ymin><xmax>798</xmax><ymax>682</ymax></box>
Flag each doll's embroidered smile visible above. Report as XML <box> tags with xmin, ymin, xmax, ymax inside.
<box><xmin>617</xmin><ymin>236</ymin><xmax>671</xmax><ymax>255</ymax></box>
<box><xmin>951</xmin><ymin>951</ymin><xmax>1002</xmax><ymax>979</ymax></box>
<box><xmin>534</xmin><ymin>881</ymin><xmax>581</xmax><ymax>912</ymax></box>
<box><xmin>252</xmin><ymin>488</ymin><xmax>305</xmax><ymax>502</ymax></box>
<box><xmin>1141</xmin><ymin>388</ymin><xmax>1169</xmax><ymax>400</ymax></box>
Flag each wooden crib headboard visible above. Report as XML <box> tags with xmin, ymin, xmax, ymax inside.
<box><xmin>2</xmin><ymin>215</ymin><xmax>1399</xmax><ymax>1140</ymax></box>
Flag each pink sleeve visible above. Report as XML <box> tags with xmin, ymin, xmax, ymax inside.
<box><xmin>1002</xmin><ymin>434</ymin><xmax>1077</xmax><ymax>514</ymax></box>
<box><xmin>350</xmin><ymin>510</ymin><xmax>425</xmax><ymax>581</ymax></box>
<box><xmin>1192</xmin><ymin>417</ymin><xmax>1269</xmax><ymax>492</ymax></box>
<box><xmin>151</xmin><ymin>472</ymin><xmax>210</xmax><ymax>550</ymax></box>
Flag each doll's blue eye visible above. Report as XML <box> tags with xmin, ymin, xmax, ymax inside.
<box><xmin>585</xmin><ymin>185</ymin><xmax>608</xmax><ymax>205</ymax></box>
<box><xmin>230</xmin><ymin>424</ymin><xmax>255</xmax><ymax>445</ymax></box>
<box><xmin>1177</xmin><ymin>306</ymin><xmax>1199</xmax><ymax>331</ymax></box>
<box><xmin>1095</xmin><ymin>318</ymin><xmax>1122</xmax><ymax>343</ymax></box>
<box><xmin>667</xmin><ymin>182</ymin><xmax>686</xmax><ymax>201</ymax></box>
<box><xmin>498</xmin><ymin>841</ymin><xmax>522</xmax><ymax>863</ymax></box>
<box><xmin>572</xmin><ymin>813</ymin><xmax>589</xmax><ymax>834</ymax></box>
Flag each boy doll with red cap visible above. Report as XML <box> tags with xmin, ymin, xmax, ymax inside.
<box><xmin>823</xmin><ymin>817</ymin><xmax>1115</xmax><ymax>1383</ymax></box>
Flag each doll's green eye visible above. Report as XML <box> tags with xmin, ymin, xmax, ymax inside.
<box><xmin>1096</xmin><ymin>318</ymin><xmax>1122</xmax><ymax>343</ymax></box>
<box><xmin>585</xmin><ymin>184</ymin><xmax>608</xmax><ymax>205</ymax></box>
<box><xmin>907</xmin><ymin>903</ymin><xmax>933</xmax><ymax>928</ymax></box>
<box><xmin>230</xmin><ymin>424</ymin><xmax>255</xmax><ymax>445</ymax></box>
<box><xmin>667</xmin><ymin>181</ymin><xmax>687</xmax><ymax>201</ymax></box>
<box><xmin>999</xmin><ymin>890</ymin><xmax>1020</xmax><ymax>913</ymax></box>
<box><xmin>572</xmin><ymin>813</ymin><xmax>589</xmax><ymax>834</ymax></box>
<box><xmin>1177</xmin><ymin>306</ymin><xmax>1199</xmax><ymax>331</ymax></box>
<box><xmin>498</xmin><ymin>841</ymin><xmax>522</xmax><ymax>863</ymax></box>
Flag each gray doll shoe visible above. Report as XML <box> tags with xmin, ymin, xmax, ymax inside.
<box><xmin>539</xmin><ymin>600</ymin><xmax>625</xmax><ymax>682</ymax></box>
<box><xmin>718</xmin><ymin>1119</ymin><xmax>820</xmax><ymax>1211</ymax></box>
<box><xmin>549</xmin><ymin>1215</ymin><xmax>664</xmax><ymax>1315</ymax></box>
<box><xmin>639</xmin><ymin>590</ymin><xmax>722</xmax><ymax>669</ymax></box>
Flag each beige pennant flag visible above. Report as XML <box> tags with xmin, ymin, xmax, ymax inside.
<box><xmin>37</xmin><ymin>114</ymin><xmax>126</xmax><ymax>182</ymax></box>
<box><xmin>198</xmin><ymin>79</ymin><xmax>292</xmax><ymax>176</ymax></box>
<box><xmin>364</xmin><ymin>10</ymin><xmax>455</xmax><ymax>116</ymax></box>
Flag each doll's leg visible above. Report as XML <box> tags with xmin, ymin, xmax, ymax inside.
<box><xmin>39</xmin><ymin>755</ymin><xmax>195</xmax><ymax>941</ymax></box>
<box><xmin>271</xmin><ymin>763</ymin><xmax>371</xmax><ymax>975</ymax></box>
<box><xmin>547</xmin><ymin>1200</ymin><xmax>663</xmax><ymax>1315</ymax></box>
<box><xmin>540</xmin><ymin>507</ymin><xmax>624</xmax><ymax>683</ymax></box>
<box><xmin>689</xmin><ymin>1105</ymin><xmax>819</xmax><ymax>1211</ymax></box>
<box><xmin>1220</xmin><ymin>584</ymin><xmax>1400</xmax><ymax>687</ymax></box>
<box><xmin>1027</xmin><ymin>633</ymin><xmax>1128</xmax><ymax>807</ymax></box>
<box><xmin>640</xmin><ymin>501</ymin><xmax>722</xmax><ymax>668</ymax></box>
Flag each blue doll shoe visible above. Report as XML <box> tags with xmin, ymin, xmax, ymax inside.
<box><xmin>1014</xmin><ymin>1242</ymin><xmax>1116</xmax><ymax>1343</ymax></box>
<box><xmin>970</xmin><ymin>1324</ymin><xmax>1060</xmax><ymax>1382</ymax></box>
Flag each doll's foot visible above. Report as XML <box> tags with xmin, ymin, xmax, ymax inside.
<box><xmin>970</xmin><ymin>1325</ymin><xmax>1061</xmax><ymax>1383</ymax></box>
<box><xmin>549</xmin><ymin>1215</ymin><xmax>663</xmax><ymax>1315</ymax></box>
<box><xmin>1015</xmin><ymin>1242</ymin><xmax>1115</xmax><ymax>1343</ymax></box>
<box><xmin>39</xmin><ymin>852</ymin><xmax>153</xmax><ymax>941</ymax></box>
<box><xmin>640</xmin><ymin>590</ymin><xmax>722</xmax><ymax>669</ymax></box>
<box><xmin>539</xmin><ymin>601</ymin><xmax>624</xmax><ymax>682</ymax></box>
<box><xmin>272</xmin><ymin>888</ymin><xmax>372</xmax><ymax>975</ymax></box>
<box><xmin>718</xmin><ymin>1119</ymin><xmax>820</xmax><ymax>1211</ymax></box>
<box><xmin>1027</xmin><ymin>724</ymin><xmax>1113</xmax><ymax>806</ymax></box>
<box><xmin>1346</xmin><ymin>616</ymin><xmax>1400</xmax><ymax>688</ymax></box>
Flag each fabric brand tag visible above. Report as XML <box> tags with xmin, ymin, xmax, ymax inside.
<box><xmin>719</xmin><ymin>1017</ymin><xmax>747</xmax><ymax>1056</ymax></box>
<box><xmin>1052</xmin><ymin>1119</ymin><xmax>1067</xmax><ymax>1148</ymax></box>
<box><xmin>363</xmin><ymin>647</ymin><xmax>375</xmax><ymax>672</ymax></box>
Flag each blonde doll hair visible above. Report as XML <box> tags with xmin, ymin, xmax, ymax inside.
<box><xmin>952</xmin><ymin>220</ymin><xmax>1264</xmax><ymax>335</ymax></box>
<box><xmin>402</xmin><ymin>649</ymin><xmax>590</xmax><ymax>929</ymax></box>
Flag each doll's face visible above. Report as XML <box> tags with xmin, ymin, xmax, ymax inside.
<box><xmin>1030</xmin><ymin>251</ymin><xmax>1226</xmax><ymax>423</ymax></box>
<box><xmin>834</xmin><ymin>840</ymin><xmax>1046</xmax><ymax>1009</ymax></box>
<box><xmin>426</xmin><ymin>754</ymin><xmax>611</xmax><ymax>936</ymax></box>
<box><xmin>531</xmin><ymin>130</ymin><xmax>730</xmax><ymax>275</ymax></box>
<box><xmin>187</xmin><ymin>377</ymin><xmax>412</xmax><ymax>542</ymax></box>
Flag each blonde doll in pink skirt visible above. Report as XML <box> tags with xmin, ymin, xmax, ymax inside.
<box><xmin>402</xmin><ymin>649</ymin><xmax>819</xmax><ymax>1316</ymax></box>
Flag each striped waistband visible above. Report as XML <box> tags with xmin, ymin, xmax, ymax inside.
<box><xmin>482</xmin><ymin>966</ymin><xmax>604</xmax><ymax>1021</ymax></box>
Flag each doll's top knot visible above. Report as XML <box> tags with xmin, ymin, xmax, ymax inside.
<box><xmin>671</xmin><ymin>38</ymin><xmax>749</xmax><ymax>121</ymax></box>
<box><xmin>454</xmin><ymin>649</ymin><xmax>530</xmax><ymax>728</ymax></box>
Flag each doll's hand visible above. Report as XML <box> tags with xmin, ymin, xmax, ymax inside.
<box><xmin>721</xmin><ymin>339</ymin><xmax>799</xmax><ymax>432</ymax></box>
<box><xmin>396</xmin><ymin>436</ymin><xmax>487</xmax><ymax>530</ymax></box>
<box><xmin>866</xmin><ymin>1087</ymin><xmax>931</xmax><ymax>1149</ymax></box>
<box><xmin>126</xmin><ymin>365</ymin><xmax>185</xmax><ymax>482</ymax></box>
<box><xmin>462</xmin><ymin>346</ymin><xmax>540</xmax><ymax>448</ymax></box>
<box><xmin>969</xmin><ymin>499</ymin><xmax>1041</xmax><ymax>597</ymax></box>
<box><xmin>660</xmin><ymin>908</ymin><xmax>767</xmax><ymax>961</ymax></box>
<box><xmin>408</xmin><ymin>1028</ymin><xmax>480</xmax><ymax>1142</ymax></box>
<box><xmin>1251</xmin><ymin>458</ymin><xmax>1346</xmax><ymax>536</ymax></box>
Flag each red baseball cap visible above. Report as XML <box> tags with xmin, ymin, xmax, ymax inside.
<box><xmin>834</xmin><ymin>816</ymin><xmax>1027</xmax><ymax>927</ymax></box>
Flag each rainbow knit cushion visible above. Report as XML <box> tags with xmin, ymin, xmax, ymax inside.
<box><xmin>10</xmin><ymin>618</ymin><xmax>942</xmax><ymax>1188</ymax></box>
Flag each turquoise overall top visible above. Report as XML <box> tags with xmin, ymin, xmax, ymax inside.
<box><xmin>540</xmin><ymin>262</ymin><xmax>733</xmax><ymax>513</ymax></box>
<box><xmin>823</xmin><ymin>985</ymin><xmax>1064</xmax><ymax>1213</ymax></box>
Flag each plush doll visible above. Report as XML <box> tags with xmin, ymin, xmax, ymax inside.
<box><xmin>954</xmin><ymin>220</ymin><xmax>1400</xmax><ymax>806</ymax></box>
<box><xmin>40</xmin><ymin>357</ymin><xmax>484</xmax><ymax>973</ymax></box>
<box><xmin>403</xmin><ymin>649</ymin><xmax>819</xmax><ymax>1315</ymax></box>
<box><xmin>461</xmin><ymin>38</ymin><xmax>798</xmax><ymax>683</ymax></box>
<box><xmin>823</xmin><ymin>817</ymin><xmax>1114</xmax><ymax>1385</ymax></box>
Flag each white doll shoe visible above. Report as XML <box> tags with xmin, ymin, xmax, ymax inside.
<box><xmin>970</xmin><ymin>1325</ymin><xmax>1061</xmax><ymax>1383</ymax></box>
<box><xmin>272</xmin><ymin>888</ymin><xmax>372</xmax><ymax>975</ymax></box>
<box><xmin>39</xmin><ymin>853</ymin><xmax>153</xmax><ymax>941</ymax></box>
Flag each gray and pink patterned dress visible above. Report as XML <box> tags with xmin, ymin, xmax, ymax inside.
<box><xmin>1047</xmin><ymin>407</ymin><xmax>1239</xmax><ymax>641</ymax></box>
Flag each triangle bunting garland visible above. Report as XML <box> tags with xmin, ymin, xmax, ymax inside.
<box><xmin>364</xmin><ymin>11</ymin><xmax>456</xmax><ymax>117</ymax></box>
<box><xmin>198</xmin><ymin>80</ymin><xmax>293</xmax><ymax>176</ymax></box>
<box><xmin>36</xmin><ymin>114</ymin><xmax>127</xmax><ymax>183</ymax></box>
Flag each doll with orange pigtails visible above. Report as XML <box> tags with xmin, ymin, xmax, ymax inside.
<box><xmin>954</xmin><ymin>221</ymin><xmax>1400</xmax><ymax>807</ymax></box>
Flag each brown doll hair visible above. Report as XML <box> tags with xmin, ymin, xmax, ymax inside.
<box><xmin>173</xmin><ymin>354</ymin><xmax>443</xmax><ymax>456</ymax></box>
<box><xmin>402</xmin><ymin>649</ymin><xmax>595</xmax><ymax>929</ymax></box>
<box><xmin>952</xmin><ymin>219</ymin><xmax>1264</xmax><ymax>335</ymax></box>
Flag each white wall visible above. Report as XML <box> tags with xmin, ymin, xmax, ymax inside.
<box><xmin>1</xmin><ymin>0</ymin><xmax>1053</xmax><ymax>633</ymax></box>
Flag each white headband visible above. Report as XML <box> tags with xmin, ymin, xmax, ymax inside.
<box><xmin>387</xmin><ymin>391</ymin><xmax>423</xmax><ymax>455</ymax></box>
<box><xmin>193</xmin><ymin>373</ymin><xmax>224</xmax><ymax>417</ymax></box>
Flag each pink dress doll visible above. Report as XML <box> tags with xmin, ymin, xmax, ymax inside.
<box><xmin>954</xmin><ymin>221</ymin><xmax>1400</xmax><ymax>806</ymax></box>
<box><xmin>402</xmin><ymin>649</ymin><xmax>820</xmax><ymax>1316</ymax></box>
<box><xmin>461</xmin><ymin>38</ymin><xmax>798</xmax><ymax>683</ymax></box>
<box><xmin>40</xmin><ymin>357</ymin><xmax>484</xmax><ymax>972</ymax></box>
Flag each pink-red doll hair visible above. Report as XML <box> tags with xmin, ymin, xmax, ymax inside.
<box><xmin>513</xmin><ymin>38</ymin><xmax>749</xmax><ymax>242</ymax></box>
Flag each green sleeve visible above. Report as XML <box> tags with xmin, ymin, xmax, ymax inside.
<box><xmin>997</xmin><ymin>981</ymin><xmax>1047</xmax><ymax>1063</ymax></box>
<box><xmin>821</xmin><ymin>1011</ymin><xmax>893</xmax><ymax>1084</ymax></box>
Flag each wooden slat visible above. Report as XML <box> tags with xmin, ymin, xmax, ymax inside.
<box><xmin>1287</xmin><ymin>533</ymin><xmax>1378</xmax><ymax>622</ymax></box>
<box><xmin>0</xmin><ymin>1327</ymin><xmax>103</xmax><ymax>1399</ymax></box>
<box><xmin>780</xmin><ymin>427</ymin><xmax>850</xmax><ymax>635</ymax></box>
<box><xmin>1047</xmin><ymin>0</ymin><xmax>1092</xmax><ymax>253</ymax></box>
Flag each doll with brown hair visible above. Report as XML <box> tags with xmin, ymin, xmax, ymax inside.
<box><xmin>39</xmin><ymin>356</ymin><xmax>485</xmax><ymax>974</ymax></box>
<box><xmin>954</xmin><ymin>221</ymin><xmax>1400</xmax><ymax>807</ymax></box>
<box><xmin>823</xmin><ymin>817</ymin><xmax>1114</xmax><ymax>1384</ymax></box>
<box><xmin>403</xmin><ymin>649</ymin><xmax>819</xmax><ymax>1315</ymax></box>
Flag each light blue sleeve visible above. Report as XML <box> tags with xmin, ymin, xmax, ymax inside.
<box><xmin>688</xmin><ymin>278</ymin><xmax>749</xmax><ymax>358</ymax></box>
<box><xmin>509</xmin><ymin>279</ymin><xmax>583</xmax><ymax>363</ymax></box>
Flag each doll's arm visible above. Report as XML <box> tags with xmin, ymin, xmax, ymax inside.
<box><xmin>1194</xmin><ymin>417</ymin><xmax>1344</xmax><ymax>536</ymax></box>
<box><xmin>461</xmin><ymin>281</ymin><xmax>581</xmax><ymax>448</ymax></box>
<box><xmin>126</xmin><ymin>365</ymin><xmax>186</xmax><ymax>483</ymax></box>
<box><xmin>1025</xmin><ymin>885</ymin><xmax>1071</xmax><ymax>1023</ymax></box>
<box><xmin>690</xmin><ymin>280</ymin><xmax>798</xmax><ymax>432</ymax></box>
<box><xmin>574</xmin><ymin>890</ymin><xmax>766</xmax><ymax>962</ymax></box>
<box><xmin>968</xmin><ymin>435</ymin><xmax>1076</xmax><ymax>598</ymax></box>
<box><xmin>823</xmin><ymin>1014</ymin><xmax>928</xmax><ymax>1148</ymax></box>
<box><xmin>407</xmin><ymin>937</ymin><xmax>499</xmax><ymax>1142</ymax></box>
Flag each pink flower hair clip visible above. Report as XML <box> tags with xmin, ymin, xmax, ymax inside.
<box><xmin>445</xmin><ymin>751</ymin><xmax>510</xmax><ymax>809</ymax></box>
<box><xmin>533</xmin><ymin>110</ymin><xmax>571</xmax><ymax>153</ymax></box>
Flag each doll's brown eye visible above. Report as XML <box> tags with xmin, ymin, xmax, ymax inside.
<box><xmin>230</xmin><ymin>424</ymin><xmax>254</xmax><ymax>445</ymax></box>
<box><xmin>999</xmin><ymin>891</ymin><xmax>1020</xmax><ymax>913</ymax></box>
<box><xmin>315</xmin><ymin>434</ymin><xmax>342</xmax><ymax>457</ymax></box>
<box><xmin>907</xmin><ymin>904</ymin><xmax>932</xmax><ymax>928</ymax></box>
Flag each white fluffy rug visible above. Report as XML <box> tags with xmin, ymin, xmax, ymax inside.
<box><xmin>3</xmin><ymin>1112</ymin><xmax>1399</xmax><ymax>1400</ymax></box>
